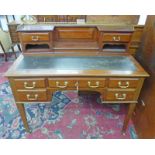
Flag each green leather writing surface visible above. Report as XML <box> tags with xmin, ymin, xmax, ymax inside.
<box><xmin>17</xmin><ymin>56</ymin><xmax>137</xmax><ymax>71</ymax></box>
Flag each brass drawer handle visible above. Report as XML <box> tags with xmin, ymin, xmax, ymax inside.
<box><xmin>113</xmin><ymin>36</ymin><xmax>120</xmax><ymax>41</ymax></box>
<box><xmin>26</xmin><ymin>94</ymin><xmax>38</xmax><ymax>101</ymax></box>
<box><xmin>24</xmin><ymin>82</ymin><xmax>36</xmax><ymax>89</ymax></box>
<box><xmin>115</xmin><ymin>93</ymin><xmax>126</xmax><ymax>100</ymax></box>
<box><xmin>88</xmin><ymin>81</ymin><xmax>99</xmax><ymax>88</ymax></box>
<box><xmin>118</xmin><ymin>81</ymin><xmax>129</xmax><ymax>88</ymax></box>
<box><xmin>56</xmin><ymin>81</ymin><xmax>68</xmax><ymax>88</ymax></box>
<box><xmin>31</xmin><ymin>36</ymin><xmax>39</xmax><ymax>41</ymax></box>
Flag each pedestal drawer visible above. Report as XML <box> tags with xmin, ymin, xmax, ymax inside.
<box><xmin>105</xmin><ymin>90</ymin><xmax>135</xmax><ymax>101</ymax></box>
<box><xmin>108</xmin><ymin>78</ymin><xmax>139</xmax><ymax>89</ymax></box>
<box><xmin>16</xmin><ymin>90</ymin><xmax>47</xmax><ymax>102</ymax></box>
<box><xmin>14</xmin><ymin>78</ymin><xmax>46</xmax><ymax>89</ymax></box>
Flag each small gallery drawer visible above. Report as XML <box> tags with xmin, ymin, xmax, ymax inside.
<box><xmin>102</xmin><ymin>33</ymin><xmax>132</xmax><ymax>42</ymax></box>
<box><xmin>48</xmin><ymin>79</ymin><xmax>76</xmax><ymax>88</ymax></box>
<box><xmin>108</xmin><ymin>78</ymin><xmax>139</xmax><ymax>89</ymax></box>
<box><xmin>14</xmin><ymin>78</ymin><xmax>46</xmax><ymax>89</ymax></box>
<box><xmin>79</xmin><ymin>79</ymin><xmax>106</xmax><ymax>88</ymax></box>
<box><xmin>20</xmin><ymin>32</ymin><xmax>50</xmax><ymax>42</ymax></box>
<box><xmin>17</xmin><ymin>90</ymin><xmax>47</xmax><ymax>102</ymax></box>
<box><xmin>105</xmin><ymin>90</ymin><xmax>135</xmax><ymax>101</ymax></box>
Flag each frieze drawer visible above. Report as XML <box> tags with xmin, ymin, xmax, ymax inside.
<box><xmin>48</xmin><ymin>79</ymin><xmax>77</xmax><ymax>88</ymax></box>
<box><xmin>108</xmin><ymin>78</ymin><xmax>139</xmax><ymax>89</ymax></box>
<box><xmin>79</xmin><ymin>79</ymin><xmax>106</xmax><ymax>88</ymax></box>
<box><xmin>14</xmin><ymin>78</ymin><xmax>46</xmax><ymax>89</ymax></box>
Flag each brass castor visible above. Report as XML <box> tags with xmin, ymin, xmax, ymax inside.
<box><xmin>121</xmin><ymin>131</ymin><xmax>126</xmax><ymax>136</ymax></box>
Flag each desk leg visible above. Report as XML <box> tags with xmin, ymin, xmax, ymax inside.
<box><xmin>16</xmin><ymin>103</ymin><xmax>30</xmax><ymax>132</ymax></box>
<box><xmin>11</xmin><ymin>46</ymin><xmax>17</xmax><ymax>59</ymax></box>
<box><xmin>17</xmin><ymin>44</ymin><xmax>22</xmax><ymax>52</ymax></box>
<box><xmin>122</xmin><ymin>103</ymin><xmax>136</xmax><ymax>134</ymax></box>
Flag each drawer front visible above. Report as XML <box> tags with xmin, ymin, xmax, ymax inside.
<box><xmin>102</xmin><ymin>33</ymin><xmax>132</xmax><ymax>42</ymax></box>
<box><xmin>21</xmin><ymin>33</ymin><xmax>50</xmax><ymax>42</ymax></box>
<box><xmin>48</xmin><ymin>79</ymin><xmax>76</xmax><ymax>88</ymax></box>
<box><xmin>48</xmin><ymin>79</ymin><xmax>106</xmax><ymax>89</ymax></box>
<box><xmin>79</xmin><ymin>79</ymin><xmax>106</xmax><ymax>88</ymax></box>
<box><xmin>17</xmin><ymin>90</ymin><xmax>47</xmax><ymax>102</ymax></box>
<box><xmin>106</xmin><ymin>90</ymin><xmax>135</xmax><ymax>101</ymax></box>
<box><xmin>108</xmin><ymin>78</ymin><xmax>139</xmax><ymax>89</ymax></box>
<box><xmin>14</xmin><ymin>78</ymin><xmax>46</xmax><ymax>89</ymax></box>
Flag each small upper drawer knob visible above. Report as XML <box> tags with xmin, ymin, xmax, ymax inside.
<box><xmin>31</xmin><ymin>36</ymin><xmax>39</xmax><ymax>41</ymax></box>
<box><xmin>113</xmin><ymin>36</ymin><xmax>120</xmax><ymax>41</ymax></box>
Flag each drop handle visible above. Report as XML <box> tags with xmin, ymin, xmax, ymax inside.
<box><xmin>118</xmin><ymin>81</ymin><xmax>129</xmax><ymax>88</ymax></box>
<box><xmin>115</xmin><ymin>93</ymin><xmax>126</xmax><ymax>100</ymax></box>
<box><xmin>56</xmin><ymin>81</ymin><xmax>68</xmax><ymax>88</ymax></box>
<box><xmin>24</xmin><ymin>82</ymin><xmax>36</xmax><ymax>89</ymax></box>
<box><xmin>27</xmin><ymin>94</ymin><xmax>38</xmax><ymax>101</ymax></box>
<box><xmin>88</xmin><ymin>81</ymin><xmax>99</xmax><ymax>88</ymax></box>
<box><xmin>31</xmin><ymin>36</ymin><xmax>39</xmax><ymax>41</ymax></box>
<box><xmin>113</xmin><ymin>36</ymin><xmax>120</xmax><ymax>41</ymax></box>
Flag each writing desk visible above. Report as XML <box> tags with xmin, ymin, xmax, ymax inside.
<box><xmin>5</xmin><ymin>53</ymin><xmax>149</xmax><ymax>134</ymax></box>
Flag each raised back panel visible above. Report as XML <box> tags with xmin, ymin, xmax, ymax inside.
<box><xmin>54</xmin><ymin>27</ymin><xmax>98</xmax><ymax>41</ymax></box>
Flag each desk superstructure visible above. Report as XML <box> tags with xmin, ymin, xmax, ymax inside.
<box><xmin>17</xmin><ymin>24</ymin><xmax>138</xmax><ymax>55</ymax></box>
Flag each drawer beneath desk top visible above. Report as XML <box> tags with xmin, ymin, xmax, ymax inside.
<box><xmin>48</xmin><ymin>78</ymin><xmax>106</xmax><ymax>88</ymax></box>
<box><xmin>78</xmin><ymin>79</ymin><xmax>106</xmax><ymax>88</ymax></box>
<box><xmin>108</xmin><ymin>78</ymin><xmax>140</xmax><ymax>89</ymax></box>
<box><xmin>14</xmin><ymin>78</ymin><xmax>46</xmax><ymax>89</ymax></box>
<box><xmin>48</xmin><ymin>79</ymin><xmax>76</xmax><ymax>88</ymax></box>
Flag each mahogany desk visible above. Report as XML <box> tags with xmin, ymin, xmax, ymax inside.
<box><xmin>5</xmin><ymin>54</ymin><xmax>149</xmax><ymax>133</ymax></box>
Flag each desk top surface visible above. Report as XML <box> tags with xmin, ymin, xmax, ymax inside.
<box><xmin>5</xmin><ymin>54</ymin><xmax>149</xmax><ymax>77</ymax></box>
<box><xmin>17</xmin><ymin>24</ymin><xmax>134</xmax><ymax>32</ymax></box>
